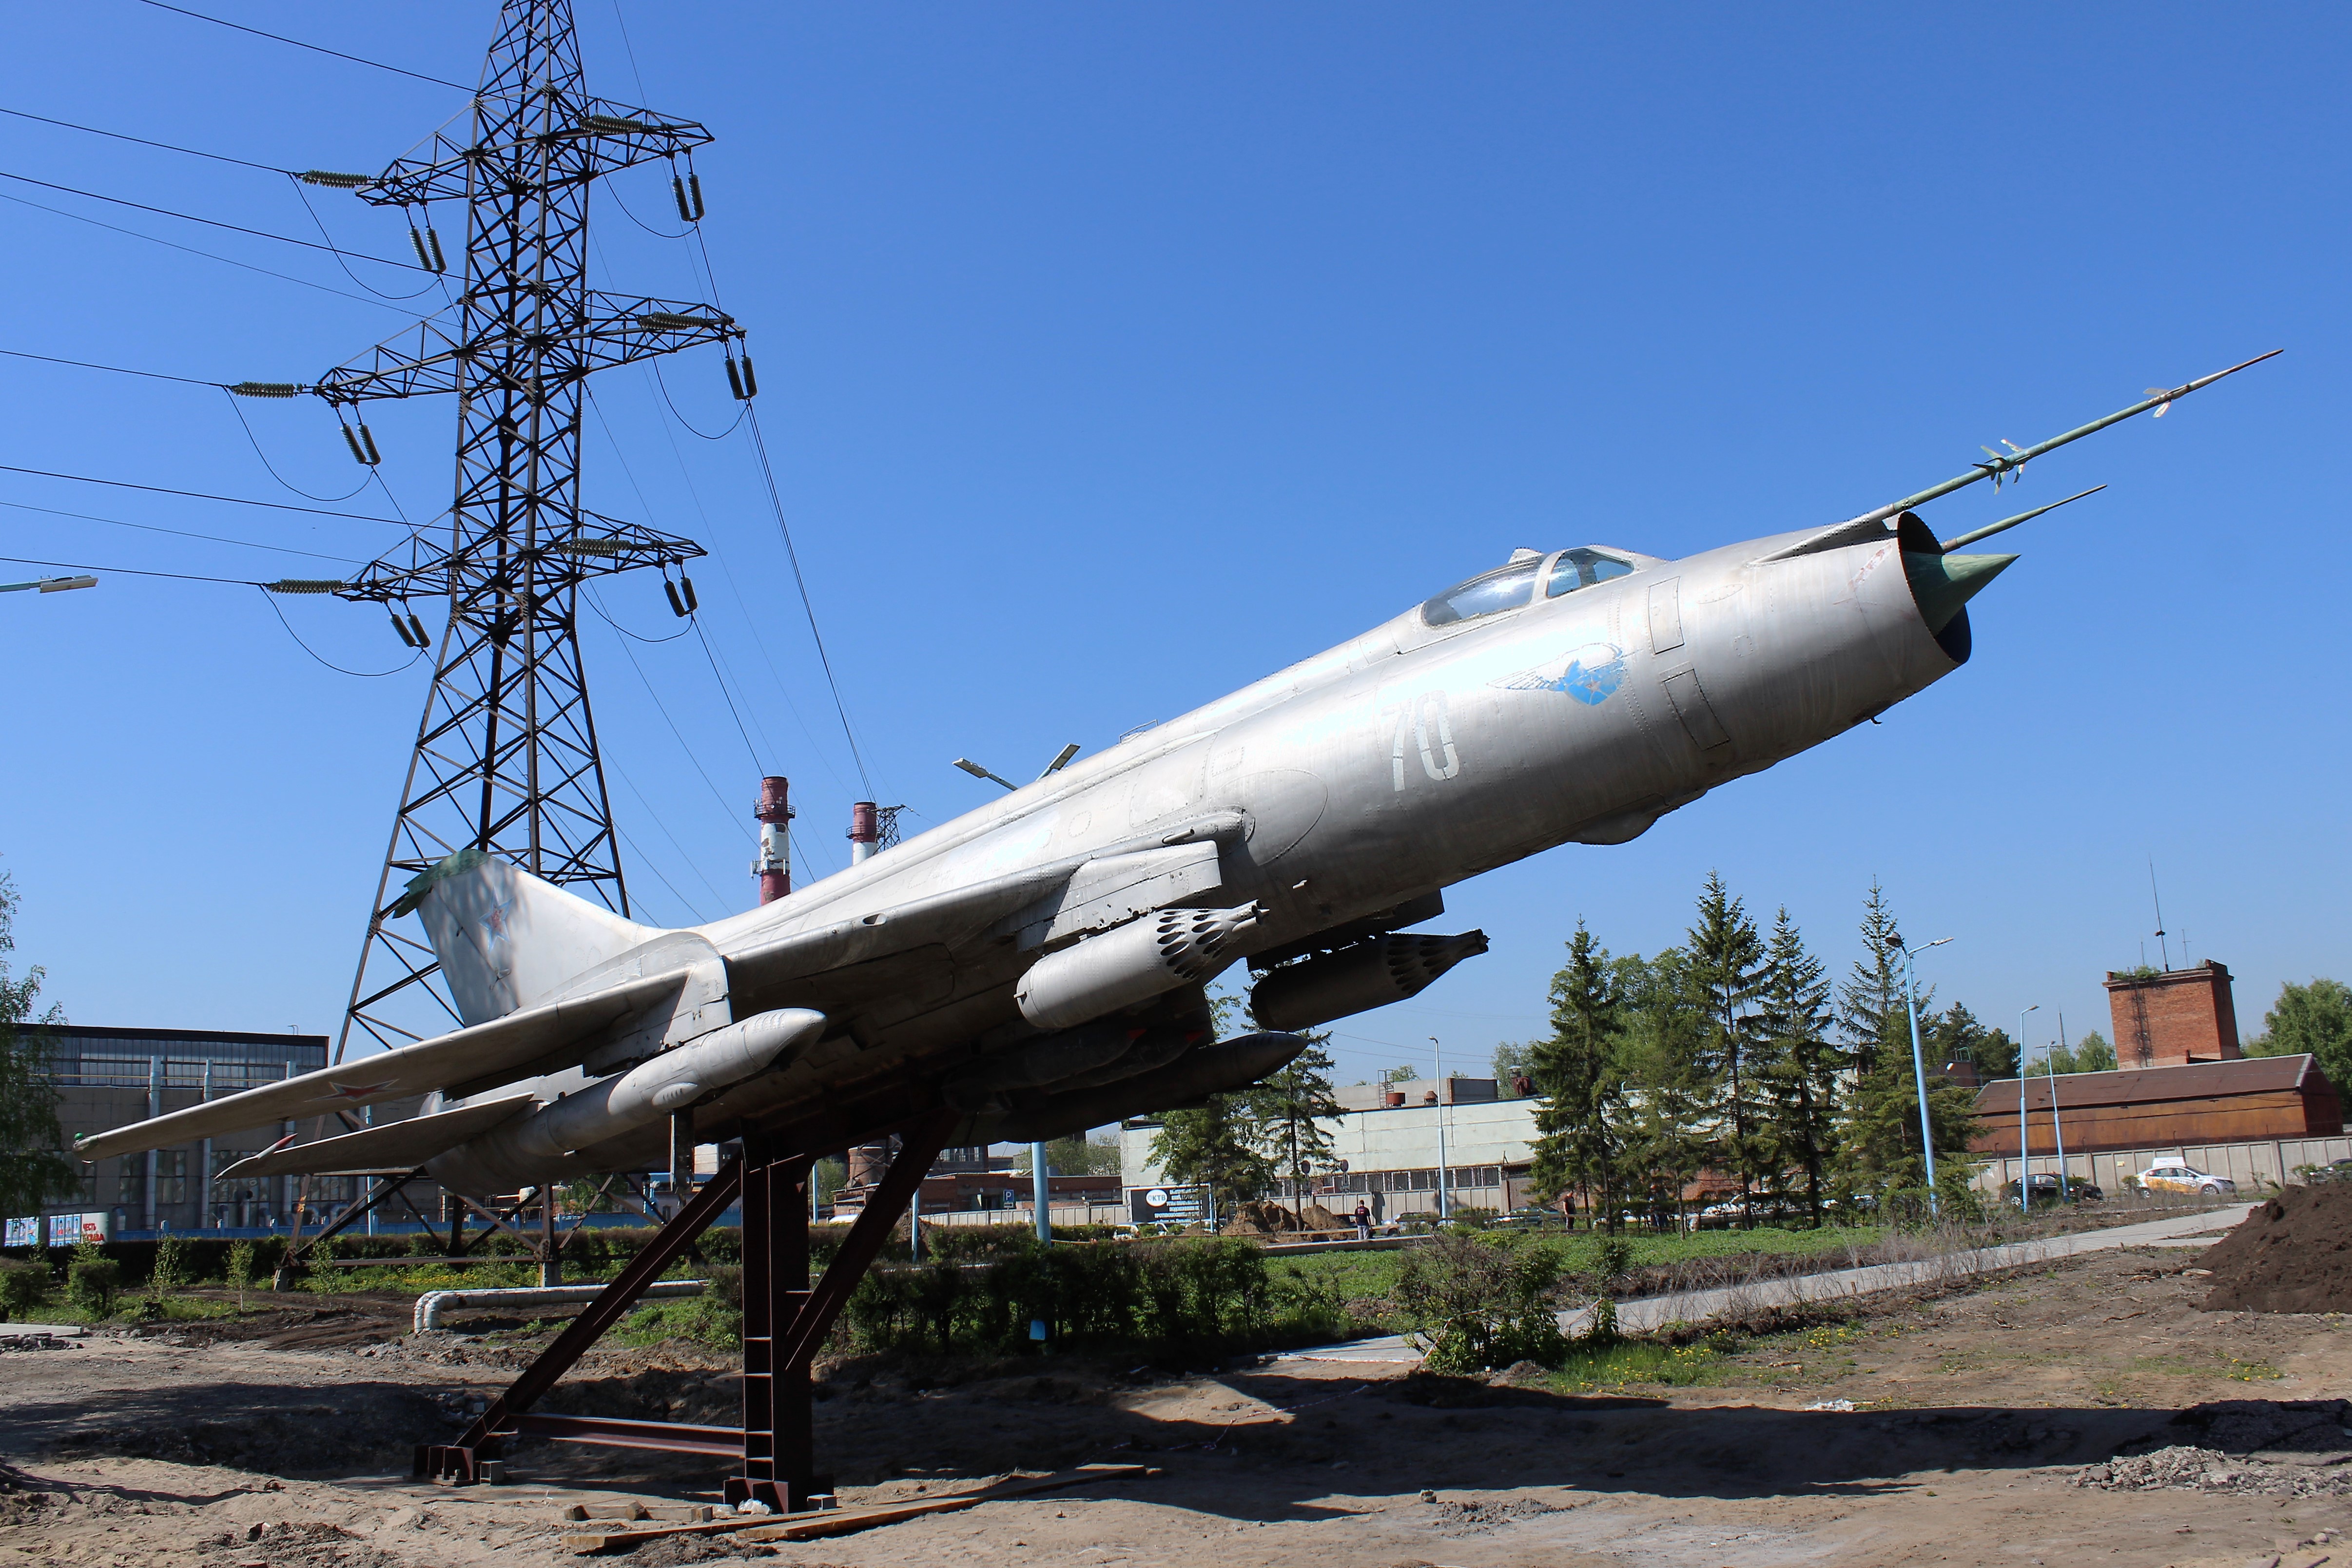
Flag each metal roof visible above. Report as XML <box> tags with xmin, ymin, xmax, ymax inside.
<box><xmin>1974</xmin><ymin>1053</ymin><xmax>2317</xmax><ymax>1114</ymax></box>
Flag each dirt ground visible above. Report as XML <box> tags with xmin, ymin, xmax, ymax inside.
<box><xmin>10</xmin><ymin>1239</ymin><xmax>2352</xmax><ymax>1568</ymax></box>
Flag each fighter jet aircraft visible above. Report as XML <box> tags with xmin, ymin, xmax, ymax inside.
<box><xmin>77</xmin><ymin>354</ymin><xmax>2276</xmax><ymax>1195</ymax></box>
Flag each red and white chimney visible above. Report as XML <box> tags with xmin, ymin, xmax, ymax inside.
<box><xmin>849</xmin><ymin>801</ymin><xmax>879</xmax><ymax>865</ymax></box>
<box><xmin>753</xmin><ymin>775</ymin><xmax>793</xmax><ymax>904</ymax></box>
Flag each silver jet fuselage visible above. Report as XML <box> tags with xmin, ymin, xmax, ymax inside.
<box><xmin>476</xmin><ymin>516</ymin><xmax>1959</xmax><ymax>1183</ymax></box>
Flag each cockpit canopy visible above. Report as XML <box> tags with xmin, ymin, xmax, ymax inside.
<box><xmin>1420</xmin><ymin>547</ymin><xmax>1636</xmax><ymax>627</ymax></box>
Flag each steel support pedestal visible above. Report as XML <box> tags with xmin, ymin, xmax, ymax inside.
<box><xmin>413</xmin><ymin>1109</ymin><xmax>956</xmax><ymax>1513</ymax></box>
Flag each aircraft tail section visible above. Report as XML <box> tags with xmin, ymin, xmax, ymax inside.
<box><xmin>394</xmin><ymin>850</ymin><xmax>659</xmax><ymax>1026</ymax></box>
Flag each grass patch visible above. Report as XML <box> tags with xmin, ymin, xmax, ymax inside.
<box><xmin>1547</xmin><ymin>1334</ymin><xmax>1732</xmax><ymax>1392</ymax></box>
<box><xmin>614</xmin><ymin>1295</ymin><xmax>741</xmax><ymax>1349</ymax></box>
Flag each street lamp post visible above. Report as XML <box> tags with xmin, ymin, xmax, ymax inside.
<box><xmin>2049</xmin><ymin>1013</ymin><xmax>2072</xmax><ymax>1200</ymax></box>
<box><xmin>1902</xmin><ymin>938</ymin><xmax>1954</xmax><ymax>1216</ymax></box>
<box><xmin>2016</xmin><ymin>1004</ymin><xmax>2041</xmax><ymax>1210</ymax></box>
<box><xmin>1429</xmin><ymin>1037</ymin><xmax>1449</xmax><ymax>1222</ymax></box>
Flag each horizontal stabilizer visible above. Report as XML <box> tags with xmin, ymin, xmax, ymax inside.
<box><xmin>73</xmin><ymin>968</ymin><xmax>691</xmax><ymax>1162</ymax></box>
<box><xmin>217</xmin><ymin>1093</ymin><xmax>536</xmax><ymax>1181</ymax></box>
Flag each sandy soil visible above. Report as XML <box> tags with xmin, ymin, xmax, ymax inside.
<box><xmin>9</xmin><ymin>1243</ymin><xmax>2352</xmax><ymax>1568</ymax></box>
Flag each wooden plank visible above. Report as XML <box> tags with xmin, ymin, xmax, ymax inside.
<box><xmin>740</xmin><ymin>1465</ymin><xmax>1158</xmax><ymax>1543</ymax></box>
<box><xmin>560</xmin><ymin>1465</ymin><xmax>1155</xmax><ymax>1555</ymax></box>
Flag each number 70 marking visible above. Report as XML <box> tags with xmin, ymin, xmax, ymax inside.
<box><xmin>1383</xmin><ymin>691</ymin><xmax>1460</xmax><ymax>791</ymax></box>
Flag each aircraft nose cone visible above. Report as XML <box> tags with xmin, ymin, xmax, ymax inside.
<box><xmin>1903</xmin><ymin>550</ymin><xmax>2018</xmax><ymax>636</ymax></box>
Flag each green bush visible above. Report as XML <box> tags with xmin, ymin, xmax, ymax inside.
<box><xmin>0</xmin><ymin>1258</ymin><xmax>49</xmax><ymax>1319</ymax></box>
<box><xmin>836</xmin><ymin>1235</ymin><xmax>1353</xmax><ymax>1358</ymax></box>
<box><xmin>67</xmin><ymin>1258</ymin><xmax>121</xmax><ymax>1318</ymax></box>
<box><xmin>1393</xmin><ymin>1234</ymin><xmax>1569</xmax><ymax>1374</ymax></box>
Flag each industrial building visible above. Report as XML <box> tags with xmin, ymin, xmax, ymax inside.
<box><xmin>827</xmin><ymin>1142</ymin><xmax>1121</xmax><ymax>1222</ymax></box>
<box><xmin>25</xmin><ymin>1025</ymin><xmax>436</xmax><ymax>1239</ymax></box>
<box><xmin>1121</xmin><ymin>1076</ymin><xmax>1543</xmax><ymax>1219</ymax></box>
<box><xmin>2104</xmin><ymin>960</ymin><xmax>2245</xmax><ymax>1068</ymax></box>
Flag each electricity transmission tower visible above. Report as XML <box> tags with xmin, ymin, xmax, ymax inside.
<box><xmin>311</xmin><ymin>0</ymin><xmax>751</xmax><ymax>1061</ymax></box>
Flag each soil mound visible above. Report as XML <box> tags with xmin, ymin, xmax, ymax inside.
<box><xmin>2200</xmin><ymin>1183</ymin><xmax>2352</xmax><ymax>1313</ymax></box>
<box><xmin>1220</xmin><ymin>1201</ymin><xmax>1347</xmax><ymax>1236</ymax></box>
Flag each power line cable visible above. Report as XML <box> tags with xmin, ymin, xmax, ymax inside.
<box><xmin>663</xmin><ymin>221</ymin><xmax>889</xmax><ymax>804</ymax></box>
<box><xmin>609</xmin><ymin>758</ymin><xmax>732</xmax><ymax>915</ymax></box>
<box><xmin>581</xmin><ymin>583</ymin><xmax>692</xmax><ymax>643</ymax></box>
<box><xmin>259</xmin><ymin>590</ymin><xmax>424</xmax><ymax>678</ymax></box>
<box><xmin>648</xmin><ymin>355</ymin><xmax>744</xmax><ymax>440</ymax></box>
<box><xmin>596</xmin><ymin>588</ymin><xmax>756</xmax><ymax>842</ymax></box>
<box><xmin>0</xmin><ymin>551</ymin><xmax>253</xmax><ymax>585</ymax></box>
<box><xmin>219</xmin><ymin>391</ymin><xmax>375</xmax><ymax>503</ymax></box>
<box><xmin>132</xmin><ymin>0</ymin><xmax>473</xmax><ymax>92</ymax></box>
<box><xmin>580</xmin><ymin>386</ymin><xmax>784</xmax><ymax>768</ymax></box>
<box><xmin>0</xmin><ymin>105</ymin><xmax>288</xmax><ymax>174</ymax></box>
<box><xmin>693</xmin><ymin>616</ymin><xmax>763</xmax><ymax>774</ymax></box>
<box><xmin>638</xmin><ymin>369</ymin><xmax>853</xmax><ymax>797</ymax></box>
<box><xmin>0</xmin><ymin>346</ymin><xmax>225</xmax><ymax>388</ymax></box>
<box><xmin>288</xmin><ymin>180</ymin><xmax>444</xmax><ymax>301</ymax></box>
<box><xmin>0</xmin><ymin>169</ymin><xmax>425</xmax><ymax>270</ymax></box>
<box><xmin>0</xmin><ymin>463</ymin><xmax>407</xmax><ymax>524</ymax></box>
<box><xmin>741</xmin><ymin>404</ymin><xmax>876</xmax><ymax>796</ymax></box>
<box><xmin>0</xmin><ymin>189</ymin><xmax>424</xmax><ymax>313</ymax></box>
<box><xmin>610</xmin><ymin>818</ymin><xmax>710</xmax><ymax>926</ymax></box>
<box><xmin>0</xmin><ymin>496</ymin><xmax>358</xmax><ymax>563</ymax></box>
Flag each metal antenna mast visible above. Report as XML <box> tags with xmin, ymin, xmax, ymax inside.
<box><xmin>312</xmin><ymin>0</ymin><xmax>751</xmax><ymax>1061</ymax></box>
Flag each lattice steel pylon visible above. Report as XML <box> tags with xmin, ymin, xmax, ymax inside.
<box><xmin>314</xmin><ymin>0</ymin><xmax>748</xmax><ymax>1062</ymax></box>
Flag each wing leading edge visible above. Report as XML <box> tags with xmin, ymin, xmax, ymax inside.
<box><xmin>72</xmin><ymin>969</ymin><xmax>690</xmax><ymax>1162</ymax></box>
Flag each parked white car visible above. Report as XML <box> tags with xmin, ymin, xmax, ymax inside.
<box><xmin>2135</xmin><ymin>1161</ymin><xmax>2237</xmax><ymax>1197</ymax></box>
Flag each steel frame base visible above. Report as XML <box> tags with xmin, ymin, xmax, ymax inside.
<box><xmin>411</xmin><ymin>1109</ymin><xmax>956</xmax><ymax>1513</ymax></box>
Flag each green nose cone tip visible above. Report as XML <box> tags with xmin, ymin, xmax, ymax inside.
<box><xmin>1903</xmin><ymin>550</ymin><xmax>2018</xmax><ymax>636</ymax></box>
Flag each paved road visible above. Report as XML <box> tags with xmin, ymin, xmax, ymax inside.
<box><xmin>1274</xmin><ymin>1202</ymin><xmax>2255</xmax><ymax>1365</ymax></box>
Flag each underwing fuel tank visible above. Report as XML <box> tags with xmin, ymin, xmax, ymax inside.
<box><xmin>1015</xmin><ymin>903</ymin><xmax>1263</xmax><ymax>1030</ymax></box>
<box><xmin>1248</xmin><ymin>931</ymin><xmax>1490</xmax><ymax>1031</ymax></box>
<box><xmin>962</xmin><ymin>1031</ymin><xmax>1309</xmax><ymax>1147</ymax></box>
<box><xmin>944</xmin><ymin>1015</ymin><xmax>1207</xmax><ymax>1112</ymax></box>
<box><xmin>426</xmin><ymin>1007</ymin><xmax>823</xmax><ymax>1192</ymax></box>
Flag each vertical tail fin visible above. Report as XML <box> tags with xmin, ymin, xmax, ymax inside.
<box><xmin>393</xmin><ymin>851</ymin><xmax>659</xmax><ymax>1026</ymax></box>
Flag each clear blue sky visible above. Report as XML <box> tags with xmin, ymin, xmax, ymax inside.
<box><xmin>3</xmin><ymin>2</ymin><xmax>2345</xmax><ymax>1087</ymax></box>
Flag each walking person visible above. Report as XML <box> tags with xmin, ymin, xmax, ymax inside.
<box><xmin>1353</xmin><ymin>1200</ymin><xmax>1372</xmax><ymax>1240</ymax></box>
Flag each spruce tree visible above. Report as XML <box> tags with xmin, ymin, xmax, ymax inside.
<box><xmin>1528</xmin><ymin>923</ymin><xmax>1623</xmax><ymax>1228</ymax></box>
<box><xmin>1245</xmin><ymin>1032</ymin><xmax>1346</xmax><ymax>1194</ymax></box>
<box><xmin>1613</xmin><ymin>949</ymin><xmax>1711</xmax><ymax>1229</ymax></box>
<box><xmin>1147</xmin><ymin>1096</ymin><xmax>1272</xmax><ymax>1219</ymax></box>
<box><xmin>1755</xmin><ymin>907</ymin><xmax>1837</xmax><ymax>1225</ymax></box>
<box><xmin>1837</xmin><ymin>879</ymin><xmax>1911</xmax><ymax>1075</ymax></box>
<box><xmin>1685</xmin><ymin>872</ymin><xmax>1768</xmax><ymax>1220</ymax></box>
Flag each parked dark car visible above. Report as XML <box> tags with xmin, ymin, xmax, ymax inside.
<box><xmin>2304</xmin><ymin>1159</ymin><xmax>2352</xmax><ymax>1183</ymax></box>
<box><xmin>2003</xmin><ymin>1172</ymin><xmax>2103</xmax><ymax>1205</ymax></box>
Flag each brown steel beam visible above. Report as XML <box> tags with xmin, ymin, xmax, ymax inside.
<box><xmin>509</xmin><ymin>1412</ymin><xmax>744</xmax><ymax>1458</ymax></box>
<box><xmin>781</xmin><ymin>1110</ymin><xmax>955</xmax><ymax>1379</ymax></box>
<box><xmin>730</xmin><ymin>1142</ymin><xmax>812</xmax><ymax>1512</ymax></box>
<box><xmin>727</xmin><ymin>1108</ymin><xmax>956</xmax><ymax>1512</ymax></box>
<box><xmin>414</xmin><ymin>1158</ymin><xmax>744</xmax><ymax>1484</ymax></box>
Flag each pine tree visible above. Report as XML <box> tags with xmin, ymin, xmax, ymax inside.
<box><xmin>0</xmin><ymin>871</ymin><xmax>77</xmax><ymax>1220</ymax></box>
<box><xmin>1529</xmin><ymin>923</ymin><xmax>1623</xmax><ymax>1227</ymax></box>
<box><xmin>1245</xmin><ymin>1032</ymin><xmax>1345</xmax><ymax>1193</ymax></box>
<box><xmin>1755</xmin><ymin>907</ymin><xmax>1838</xmax><ymax>1225</ymax></box>
<box><xmin>1684</xmin><ymin>872</ymin><xmax>1768</xmax><ymax>1220</ymax></box>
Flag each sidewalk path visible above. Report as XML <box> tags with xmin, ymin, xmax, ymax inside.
<box><xmin>1273</xmin><ymin>1202</ymin><xmax>2255</xmax><ymax>1365</ymax></box>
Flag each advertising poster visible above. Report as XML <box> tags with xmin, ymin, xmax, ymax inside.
<box><xmin>2</xmin><ymin>1217</ymin><xmax>39</xmax><ymax>1248</ymax></box>
<box><xmin>45</xmin><ymin>1212</ymin><xmax>110</xmax><ymax>1246</ymax></box>
<box><xmin>1128</xmin><ymin>1184</ymin><xmax>1209</xmax><ymax>1226</ymax></box>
